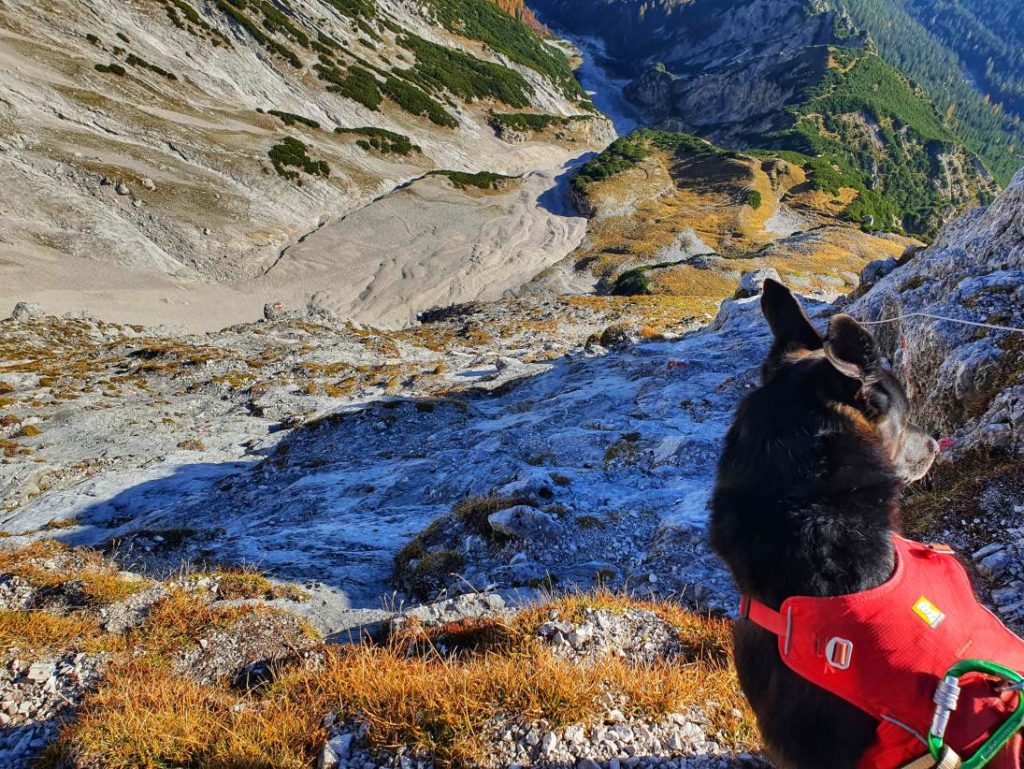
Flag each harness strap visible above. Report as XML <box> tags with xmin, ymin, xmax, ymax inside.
<box><xmin>898</xmin><ymin>747</ymin><xmax>962</xmax><ymax>769</ymax></box>
<box><xmin>739</xmin><ymin>595</ymin><xmax>788</xmax><ymax>636</ymax></box>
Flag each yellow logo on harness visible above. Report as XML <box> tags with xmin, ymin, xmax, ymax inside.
<box><xmin>913</xmin><ymin>596</ymin><xmax>946</xmax><ymax>628</ymax></box>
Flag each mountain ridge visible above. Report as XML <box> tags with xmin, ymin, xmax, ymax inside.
<box><xmin>532</xmin><ymin>0</ymin><xmax>1013</xmax><ymax>236</ymax></box>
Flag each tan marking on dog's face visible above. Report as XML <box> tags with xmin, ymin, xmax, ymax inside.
<box><xmin>855</xmin><ymin>372</ymin><xmax>938</xmax><ymax>483</ymax></box>
<box><xmin>830</xmin><ymin>401</ymin><xmax>878</xmax><ymax>441</ymax></box>
<box><xmin>783</xmin><ymin>348</ymin><xmax>826</xmax><ymax>366</ymax></box>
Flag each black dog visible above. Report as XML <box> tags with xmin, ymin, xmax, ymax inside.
<box><xmin>709</xmin><ymin>279</ymin><xmax>939</xmax><ymax>768</ymax></box>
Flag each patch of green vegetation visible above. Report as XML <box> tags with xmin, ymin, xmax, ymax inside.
<box><xmin>430</xmin><ymin>170</ymin><xmax>513</xmax><ymax>190</ymax></box>
<box><xmin>490</xmin><ymin>112</ymin><xmax>588</xmax><ymax>132</ymax></box>
<box><xmin>95</xmin><ymin>63</ymin><xmax>126</xmax><ymax>76</ymax></box>
<box><xmin>573</xmin><ymin>134</ymin><xmax>650</xmax><ymax>190</ymax></box>
<box><xmin>86</xmin><ymin>33</ymin><xmax>101</xmax><ymax>46</ymax></box>
<box><xmin>160</xmin><ymin>0</ymin><xmax>232</xmax><ymax>46</ymax></box>
<box><xmin>610</xmin><ymin>268</ymin><xmax>652</xmax><ymax>296</ymax></box>
<box><xmin>318</xmin><ymin>64</ymin><xmax>382</xmax><ymax>111</ymax></box>
<box><xmin>423</xmin><ymin>0</ymin><xmax>586</xmax><ymax>102</ymax></box>
<box><xmin>841</xmin><ymin>0</ymin><xmax>1024</xmax><ymax>185</ymax></box>
<box><xmin>268</xmin><ymin>137</ymin><xmax>330</xmax><ymax>182</ymax></box>
<box><xmin>322</xmin><ymin>0</ymin><xmax>377</xmax><ymax>20</ymax></box>
<box><xmin>213</xmin><ymin>0</ymin><xmax>301</xmax><ymax>67</ymax></box>
<box><xmin>267</xmin><ymin>109</ymin><xmax>320</xmax><ymax>129</ymax></box>
<box><xmin>767</xmin><ymin>49</ymin><xmax>967</xmax><ymax>236</ymax></box>
<box><xmin>572</xmin><ymin>128</ymin><xmax>719</xmax><ymax>195</ymax></box>
<box><xmin>335</xmin><ymin>127</ymin><xmax>420</xmax><ymax>155</ymax></box>
<box><xmin>742</xmin><ymin>189</ymin><xmax>762</xmax><ymax>210</ymax></box>
<box><xmin>398</xmin><ymin>33</ymin><xmax>530</xmax><ymax>107</ymax></box>
<box><xmin>312</xmin><ymin>39</ymin><xmax>336</xmax><ymax>57</ymax></box>
<box><xmin>382</xmin><ymin>77</ymin><xmax>456</xmax><ymax>127</ymax></box>
<box><xmin>355</xmin><ymin>17</ymin><xmax>381</xmax><ymax>43</ymax></box>
<box><xmin>125</xmin><ymin>54</ymin><xmax>178</xmax><ymax>81</ymax></box>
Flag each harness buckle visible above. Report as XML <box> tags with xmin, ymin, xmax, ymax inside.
<box><xmin>825</xmin><ymin>637</ymin><xmax>854</xmax><ymax>670</ymax></box>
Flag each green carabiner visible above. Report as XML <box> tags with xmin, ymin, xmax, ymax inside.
<box><xmin>928</xmin><ymin>659</ymin><xmax>1024</xmax><ymax>769</ymax></box>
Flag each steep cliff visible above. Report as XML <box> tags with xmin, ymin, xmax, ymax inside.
<box><xmin>533</xmin><ymin>0</ymin><xmax>998</xmax><ymax>237</ymax></box>
<box><xmin>851</xmin><ymin>169</ymin><xmax>1024</xmax><ymax>455</ymax></box>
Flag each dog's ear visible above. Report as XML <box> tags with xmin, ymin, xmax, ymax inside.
<box><xmin>824</xmin><ymin>314</ymin><xmax>880</xmax><ymax>381</ymax></box>
<box><xmin>761</xmin><ymin>279</ymin><xmax>822</xmax><ymax>352</ymax></box>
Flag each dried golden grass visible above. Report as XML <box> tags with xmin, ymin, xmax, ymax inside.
<box><xmin>0</xmin><ymin>539</ymin><xmax>148</xmax><ymax>606</ymax></box>
<box><xmin>213</xmin><ymin>567</ymin><xmax>309</xmax><ymax>602</ymax></box>
<box><xmin>43</xmin><ymin>591</ymin><xmax>759</xmax><ymax>769</ymax></box>
<box><xmin>130</xmin><ymin>589</ymin><xmax>265</xmax><ymax>657</ymax></box>
<box><xmin>0</xmin><ymin>609</ymin><xmax>123</xmax><ymax>656</ymax></box>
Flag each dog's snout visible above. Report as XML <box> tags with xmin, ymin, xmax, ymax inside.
<box><xmin>895</xmin><ymin>424</ymin><xmax>939</xmax><ymax>484</ymax></box>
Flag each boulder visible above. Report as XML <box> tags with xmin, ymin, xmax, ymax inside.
<box><xmin>599</xmin><ymin>324</ymin><xmax>637</xmax><ymax>350</ymax></box>
<box><xmin>734</xmin><ymin>268</ymin><xmax>781</xmax><ymax>299</ymax></box>
<box><xmin>10</xmin><ymin>302</ymin><xmax>43</xmax><ymax>321</ymax></box>
<box><xmin>488</xmin><ymin>505</ymin><xmax>558</xmax><ymax>539</ymax></box>
<box><xmin>857</xmin><ymin>257</ymin><xmax>898</xmax><ymax>294</ymax></box>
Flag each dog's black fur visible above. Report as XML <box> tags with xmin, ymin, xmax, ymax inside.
<box><xmin>709</xmin><ymin>280</ymin><xmax>939</xmax><ymax>768</ymax></box>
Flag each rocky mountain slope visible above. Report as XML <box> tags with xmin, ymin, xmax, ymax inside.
<box><xmin>531</xmin><ymin>128</ymin><xmax>919</xmax><ymax>318</ymax></box>
<box><xmin>0</xmin><ymin>167</ymin><xmax>1019</xmax><ymax>769</ymax></box>
<box><xmin>532</xmin><ymin>0</ymin><xmax>1007</xmax><ymax>237</ymax></box>
<box><xmin>0</xmin><ymin>2</ymin><xmax>1022</xmax><ymax>767</ymax></box>
<box><xmin>0</xmin><ymin>0</ymin><xmax>613</xmax><ymax>328</ymax></box>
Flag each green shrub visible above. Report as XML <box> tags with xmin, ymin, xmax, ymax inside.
<box><xmin>319</xmin><ymin>65</ymin><xmax>383</xmax><ymax>111</ymax></box>
<box><xmin>86</xmin><ymin>33</ymin><xmax>101</xmax><ymax>45</ymax></box>
<box><xmin>759</xmin><ymin>49</ymin><xmax>967</xmax><ymax>236</ymax></box>
<box><xmin>95</xmin><ymin>63</ymin><xmax>127</xmax><ymax>76</ymax></box>
<box><xmin>423</xmin><ymin>0</ymin><xmax>586</xmax><ymax>101</ymax></box>
<box><xmin>268</xmin><ymin>109</ymin><xmax>320</xmax><ymax>129</ymax></box>
<box><xmin>213</xmin><ymin>0</ymin><xmax>301</xmax><ymax>67</ymax></box>
<box><xmin>743</xmin><ymin>189</ymin><xmax>762</xmax><ymax>209</ymax></box>
<box><xmin>268</xmin><ymin>137</ymin><xmax>330</xmax><ymax>181</ymax></box>
<box><xmin>398</xmin><ymin>33</ymin><xmax>531</xmax><ymax>107</ymax></box>
<box><xmin>322</xmin><ymin>0</ymin><xmax>376</xmax><ymax>19</ymax></box>
<box><xmin>572</xmin><ymin>128</ymin><xmax>719</xmax><ymax>196</ymax></box>
<box><xmin>160</xmin><ymin>0</ymin><xmax>232</xmax><ymax>45</ymax></box>
<box><xmin>572</xmin><ymin>133</ymin><xmax>651</xmax><ymax>192</ymax></box>
<box><xmin>490</xmin><ymin>112</ymin><xmax>589</xmax><ymax>132</ymax></box>
<box><xmin>125</xmin><ymin>54</ymin><xmax>178</xmax><ymax>81</ymax></box>
<box><xmin>335</xmin><ymin>126</ymin><xmax>420</xmax><ymax>155</ymax></box>
<box><xmin>382</xmin><ymin>77</ymin><xmax>456</xmax><ymax>127</ymax></box>
<box><xmin>611</xmin><ymin>268</ymin><xmax>652</xmax><ymax>296</ymax></box>
<box><xmin>430</xmin><ymin>170</ymin><xmax>513</xmax><ymax>190</ymax></box>
<box><xmin>252</xmin><ymin>0</ymin><xmax>310</xmax><ymax>49</ymax></box>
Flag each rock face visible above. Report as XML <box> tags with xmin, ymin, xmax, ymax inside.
<box><xmin>0</xmin><ymin>0</ymin><xmax>608</xmax><ymax>329</ymax></box>
<box><xmin>850</xmin><ymin>169</ymin><xmax>1024</xmax><ymax>453</ymax></box>
<box><xmin>535</xmin><ymin>0</ymin><xmax>845</xmax><ymax>145</ymax></box>
<box><xmin>534</xmin><ymin>0</ymin><xmax>995</xmax><ymax>237</ymax></box>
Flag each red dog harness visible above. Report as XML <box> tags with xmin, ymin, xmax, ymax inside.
<box><xmin>741</xmin><ymin>536</ymin><xmax>1024</xmax><ymax>768</ymax></box>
